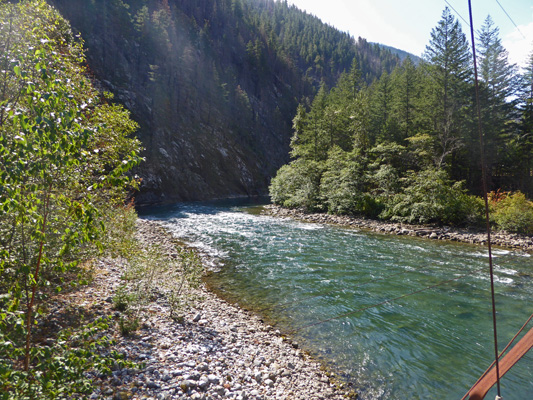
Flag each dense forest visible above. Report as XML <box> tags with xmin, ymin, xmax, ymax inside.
<box><xmin>47</xmin><ymin>0</ymin><xmax>401</xmax><ymax>204</ymax></box>
<box><xmin>270</xmin><ymin>8</ymin><xmax>533</xmax><ymax>232</ymax></box>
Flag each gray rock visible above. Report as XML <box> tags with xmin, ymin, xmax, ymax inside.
<box><xmin>197</xmin><ymin>379</ymin><xmax>209</xmax><ymax>391</ymax></box>
<box><xmin>213</xmin><ymin>385</ymin><xmax>226</xmax><ymax>395</ymax></box>
<box><xmin>198</xmin><ymin>362</ymin><xmax>209</xmax><ymax>372</ymax></box>
<box><xmin>147</xmin><ymin>381</ymin><xmax>161</xmax><ymax>389</ymax></box>
<box><xmin>179</xmin><ymin>379</ymin><xmax>196</xmax><ymax>391</ymax></box>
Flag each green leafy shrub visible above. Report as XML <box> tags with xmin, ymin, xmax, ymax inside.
<box><xmin>0</xmin><ymin>316</ymin><xmax>131</xmax><ymax>400</ymax></box>
<box><xmin>113</xmin><ymin>285</ymin><xmax>138</xmax><ymax>312</ymax></box>
<box><xmin>269</xmin><ymin>158</ymin><xmax>324</xmax><ymax>211</ymax></box>
<box><xmin>319</xmin><ymin>147</ymin><xmax>383</xmax><ymax>216</ymax></box>
<box><xmin>490</xmin><ymin>191</ymin><xmax>533</xmax><ymax>234</ymax></box>
<box><xmin>382</xmin><ymin>168</ymin><xmax>483</xmax><ymax>226</ymax></box>
<box><xmin>369</xmin><ymin>164</ymin><xmax>401</xmax><ymax>200</ymax></box>
<box><xmin>167</xmin><ymin>248</ymin><xmax>203</xmax><ymax>320</ymax></box>
<box><xmin>0</xmin><ymin>1</ymin><xmax>142</xmax><ymax>398</ymax></box>
<box><xmin>118</xmin><ymin>316</ymin><xmax>140</xmax><ymax>336</ymax></box>
<box><xmin>109</xmin><ymin>218</ymin><xmax>203</xmax><ymax>327</ymax></box>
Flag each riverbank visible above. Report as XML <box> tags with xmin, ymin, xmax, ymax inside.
<box><xmin>81</xmin><ymin>218</ymin><xmax>353</xmax><ymax>400</ymax></box>
<box><xmin>263</xmin><ymin>204</ymin><xmax>533</xmax><ymax>252</ymax></box>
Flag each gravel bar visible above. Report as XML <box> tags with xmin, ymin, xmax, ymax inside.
<box><xmin>80</xmin><ymin>219</ymin><xmax>354</xmax><ymax>400</ymax></box>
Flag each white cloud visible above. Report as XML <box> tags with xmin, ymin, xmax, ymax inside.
<box><xmin>503</xmin><ymin>21</ymin><xmax>533</xmax><ymax>69</ymax></box>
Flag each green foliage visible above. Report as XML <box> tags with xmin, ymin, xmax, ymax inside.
<box><xmin>368</xmin><ymin>163</ymin><xmax>401</xmax><ymax>206</ymax></box>
<box><xmin>290</xmin><ymin>83</ymin><xmax>331</xmax><ymax>162</ymax></box>
<box><xmin>113</xmin><ymin>285</ymin><xmax>138</xmax><ymax>313</ymax></box>
<box><xmin>490</xmin><ymin>192</ymin><xmax>533</xmax><ymax>234</ymax></box>
<box><xmin>0</xmin><ymin>1</ymin><xmax>142</xmax><ymax>398</ymax></box>
<box><xmin>118</xmin><ymin>242</ymin><xmax>203</xmax><ymax>325</ymax></box>
<box><xmin>319</xmin><ymin>147</ymin><xmax>381</xmax><ymax>216</ymax></box>
<box><xmin>270</xmin><ymin>6</ymin><xmax>531</xmax><ymax>230</ymax></box>
<box><xmin>269</xmin><ymin>159</ymin><xmax>324</xmax><ymax>211</ymax></box>
<box><xmin>516</xmin><ymin>51</ymin><xmax>533</xmax><ymax>196</ymax></box>
<box><xmin>106</xmin><ymin>205</ymin><xmax>203</xmax><ymax>326</ymax></box>
<box><xmin>382</xmin><ymin>169</ymin><xmax>483</xmax><ymax>225</ymax></box>
<box><xmin>167</xmin><ymin>249</ymin><xmax>203</xmax><ymax>321</ymax></box>
<box><xmin>118</xmin><ymin>315</ymin><xmax>140</xmax><ymax>337</ymax></box>
<box><xmin>0</xmin><ymin>316</ymin><xmax>131</xmax><ymax>400</ymax></box>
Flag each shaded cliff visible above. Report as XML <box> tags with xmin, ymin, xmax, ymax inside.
<box><xmin>48</xmin><ymin>0</ymin><xmax>400</xmax><ymax>204</ymax></box>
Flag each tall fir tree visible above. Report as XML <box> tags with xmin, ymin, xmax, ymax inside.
<box><xmin>369</xmin><ymin>70</ymin><xmax>396</xmax><ymax>144</ymax></box>
<box><xmin>390</xmin><ymin>56</ymin><xmax>419</xmax><ymax>142</ymax></box>
<box><xmin>423</xmin><ymin>7</ymin><xmax>471</xmax><ymax>171</ymax></box>
<box><xmin>476</xmin><ymin>15</ymin><xmax>519</xmax><ymax>188</ymax></box>
<box><xmin>290</xmin><ymin>82</ymin><xmax>330</xmax><ymax>162</ymax></box>
<box><xmin>516</xmin><ymin>50</ymin><xmax>533</xmax><ymax>195</ymax></box>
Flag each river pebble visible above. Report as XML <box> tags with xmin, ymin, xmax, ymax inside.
<box><xmin>264</xmin><ymin>204</ymin><xmax>533</xmax><ymax>252</ymax></box>
<box><xmin>69</xmin><ymin>219</ymin><xmax>356</xmax><ymax>400</ymax></box>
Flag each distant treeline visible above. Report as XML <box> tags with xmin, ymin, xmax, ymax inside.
<box><xmin>270</xmin><ymin>8</ymin><xmax>533</xmax><ymax>232</ymax></box>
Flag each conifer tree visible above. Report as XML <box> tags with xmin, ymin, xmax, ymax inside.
<box><xmin>290</xmin><ymin>82</ymin><xmax>330</xmax><ymax>162</ymax></box>
<box><xmin>515</xmin><ymin>50</ymin><xmax>533</xmax><ymax>195</ymax></box>
<box><xmin>390</xmin><ymin>56</ymin><xmax>419</xmax><ymax>142</ymax></box>
<box><xmin>476</xmin><ymin>15</ymin><xmax>519</xmax><ymax>185</ymax></box>
<box><xmin>423</xmin><ymin>7</ymin><xmax>471</xmax><ymax>170</ymax></box>
<box><xmin>369</xmin><ymin>70</ymin><xmax>396</xmax><ymax>143</ymax></box>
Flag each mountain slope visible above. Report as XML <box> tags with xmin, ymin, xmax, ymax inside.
<box><xmin>377</xmin><ymin>43</ymin><xmax>421</xmax><ymax>63</ymax></box>
<box><xmin>48</xmin><ymin>0</ymin><xmax>401</xmax><ymax>204</ymax></box>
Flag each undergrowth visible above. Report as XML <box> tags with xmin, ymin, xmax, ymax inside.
<box><xmin>106</xmin><ymin>206</ymin><xmax>203</xmax><ymax>335</ymax></box>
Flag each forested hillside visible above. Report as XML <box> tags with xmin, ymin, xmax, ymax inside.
<box><xmin>47</xmin><ymin>0</ymin><xmax>400</xmax><ymax>204</ymax></box>
<box><xmin>270</xmin><ymin>8</ymin><xmax>533</xmax><ymax>232</ymax></box>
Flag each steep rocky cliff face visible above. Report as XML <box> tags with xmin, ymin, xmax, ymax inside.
<box><xmin>48</xmin><ymin>0</ymin><xmax>398</xmax><ymax>204</ymax></box>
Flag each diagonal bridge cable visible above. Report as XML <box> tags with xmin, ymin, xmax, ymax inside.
<box><xmin>292</xmin><ymin>265</ymin><xmax>486</xmax><ymax>333</ymax></box>
<box><xmin>495</xmin><ymin>0</ymin><xmax>526</xmax><ymax>39</ymax></box>
<box><xmin>468</xmin><ymin>0</ymin><xmax>502</xmax><ymax>397</ymax></box>
<box><xmin>461</xmin><ymin>312</ymin><xmax>533</xmax><ymax>400</ymax></box>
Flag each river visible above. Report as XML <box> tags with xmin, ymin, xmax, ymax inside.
<box><xmin>140</xmin><ymin>199</ymin><xmax>533</xmax><ymax>400</ymax></box>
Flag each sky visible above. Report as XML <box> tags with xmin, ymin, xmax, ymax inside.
<box><xmin>284</xmin><ymin>0</ymin><xmax>533</xmax><ymax>69</ymax></box>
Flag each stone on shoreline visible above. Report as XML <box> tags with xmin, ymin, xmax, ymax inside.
<box><xmin>83</xmin><ymin>218</ymin><xmax>352</xmax><ymax>400</ymax></box>
<box><xmin>263</xmin><ymin>204</ymin><xmax>533</xmax><ymax>252</ymax></box>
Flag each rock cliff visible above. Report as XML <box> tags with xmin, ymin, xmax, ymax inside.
<box><xmin>48</xmin><ymin>0</ymin><xmax>398</xmax><ymax>204</ymax></box>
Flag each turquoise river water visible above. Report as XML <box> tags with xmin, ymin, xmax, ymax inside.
<box><xmin>140</xmin><ymin>199</ymin><xmax>533</xmax><ymax>400</ymax></box>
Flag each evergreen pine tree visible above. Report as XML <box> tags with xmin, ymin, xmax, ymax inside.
<box><xmin>477</xmin><ymin>15</ymin><xmax>519</xmax><ymax>187</ymax></box>
<box><xmin>516</xmin><ymin>50</ymin><xmax>533</xmax><ymax>195</ymax></box>
<box><xmin>390</xmin><ymin>56</ymin><xmax>419</xmax><ymax>142</ymax></box>
<box><xmin>423</xmin><ymin>7</ymin><xmax>471</xmax><ymax>171</ymax></box>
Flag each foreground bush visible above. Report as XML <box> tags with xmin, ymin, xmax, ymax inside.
<box><xmin>382</xmin><ymin>169</ymin><xmax>484</xmax><ymax>226</ymax></box>
<box><xmin>269</xmin><ymin>158</ymin><xmax>323</xmax><ymax>211</ymax></box>
<box><xmin>490</xmin><ymin>191</ymin><xmax>533</xmax><ymax>234</ymax></box>
<box><xmin>319</xmin><ymin>147</ymin><xmax>383</xmax><ymax>216</ymax></box>
<box><xmin>106</xmin><ymin>207</ymin><xmax>203</xmax><ymax>330</ymax></box>
<box><xmin>0</xmin><ymin>1</ymin><xmax>142</xmax><ymax>398</ymax></box>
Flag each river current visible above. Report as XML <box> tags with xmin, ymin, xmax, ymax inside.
<box><xmin>140</xmin><ymin>199</ymin><xmax>533</xmax><ymax>400</ymax></box>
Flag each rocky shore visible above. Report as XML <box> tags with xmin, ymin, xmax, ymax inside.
<box><xmin>77</xmin><ymin>219</ymin><xmax>353</xmax><ymax>400</ymax></box>
<box><xmin>66</xmin><ymin>205</ymin><xmax>532</xmax><ymax>400</ymax></box>
<box><xmin>263</xmin><ymin>204</ymin><xmax>533</xmax><ymax>252</ymax></box>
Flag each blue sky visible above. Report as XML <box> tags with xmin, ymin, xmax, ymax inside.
<box><xmin>284</xmin><ymin>0</ymin><xmax>533</xmax><ymax>68</ymax></box>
